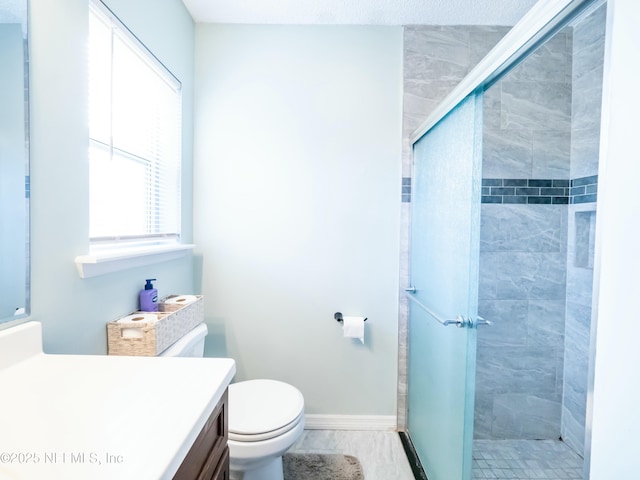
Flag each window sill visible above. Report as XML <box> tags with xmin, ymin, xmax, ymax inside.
<box><xmin>75</xmin><ymin>244</ymin><xmax>195</xmax><ymax>279</ymax></box>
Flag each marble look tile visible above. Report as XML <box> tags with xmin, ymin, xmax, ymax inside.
<box><xmin>403</xmin><ymin>91</ymin><xmax>435</xmax><ymax>117</ymax></box>
<box><xmin>397</xmin><ymin>391</ymin><xmax>407</xmax><ymax>430</ymax></box>
<box><xmin>473</xmin><ymin>394</ymin><xmax>495</xmax><ymax>439</ymax></box>
<box><xmin>480</xmin><ymin>252</ymin><xmax>567</xmax><ymax>301</ymax></box>
<box><xmin>478</xmin><ymin>299</ymin><xmax>528</xmax><ymax>347</ymax></box>
<box><xmin>290</xmin><ymin>430</ymin><xmax>415</xmax><ymax>480</ymax></box>
<box><xmin>404</xmin><ymin>48</ymin><xmax>469</xmax><ymax>84</ymax></box>
<box><xmin>561</xmin><ymin>372</ymin><xmax>587</xmax><ymax>428</ymax></box>
<box><xmin>397</xmin><ymin>204</ymin><xmax>410</xmax><ymax>427</ymax></box>
<box><xmin>491</xmin><ymin>394</ymin><xmax>562</xmax><ymax>439</ymax></box>
<box><xmin>527</xmin><ymin>300</ymin><xmax>566</xmax><ymax>349</ymax></box>
<box><xmin>396</xmin><ymin>409</ymin><xmax>406</xmax><ymax>432</ymax></box>
<box><xmin>480</xmin><ymin>204</ymin><xmax>567</xmax><ymax>254</ymax></box>
<box><xmin>572</xmin><ymin>37</ymin><xmax>605</xmax><ymax>83</ymax></box>
<box><xmin>565</xmin><ymin>302</ymin><xmax>591</xmax><ymax>355</ymax></box>
<box><xmin>572</xmin><ymin>3</ymin><xmax>607</xmax><ymax>59</ymax></box>
<box><xmin>475</xmin><ymin>346</ymin><xmax>560</xmax><ymax>396</ymax></box>
<box><xmin>401</xmin><ymin>155</ymin><xmax>412</xmax><ymax>177</ymax></box>
<box><xmin>507</xmin><ymin>30</ymin><xmax>572</xmax><ymax>85</ymax></box>
<box><xmin>555</xmin><ymin>347</ymin><xmax>565</xmax><ymax>398</ymax></box>
<box><xmin>562</xmin><ymin>209</ymin><xmax>593</xmax><ymax>459</ymax></box>
<box><xmin>404</xmin><ymin>77</ymin><xmax>463</xmax><ymax>102</ymax></box>
<box><xmin>571</xmin><ymin>27</ymin><xmax>604</xmax><ymax>178</ymax></box>
<box><xmin>404</xmin><ymin>26</ymin><xmax>470</xmax><ymax>65</ymax></box>
<box><xmin>483</xmin><ymin>83</ymin><xmax>502</xmax><ymax>131</ymax></box>
<box><xmin>469</xmin><ymin>27</ymin><xmax>510</xmax><ymax>66</ymax></box>
<box><xmin>472</xmin><ymin>438</ymin><xmax>584</xmax><ymax>478</ymax></box>
<box><xmin>402</xmin><ymin>26</ymin><xmax>511</xmax><ymax>168</ymax></box>
<box><xmin>572</xmin><ymin>210</ymin><xmax>596</xmax><ymax>269</ymax></box>
<box><xmin>561</xmin><ymin>406</ymin><xmax>586</xmax><ymax>456</ymax></box>
<box><xmin>563</xmin><ymin>346</ymin><xmax>589</xmax><ymax>424</ymax></box>
<box><xmin>571</xmin><ymin>7</ymin><xmax>605</xmax><ymax>183</ymax></box>
<box><xmin>570</xmin><ymin>127</ymin><xmax>600</xmax><ymax>179</ymax></box>
<box><xmin>564</xmin><ymin>28</ymin><xmax>574</xmax><ymax>84</ymax></box>
<box><xmin>482</xmin><ymin>128</ymin><xmax>532</xmax><ymax>178</ymax></box>
<box><xmin>531</xmin><ymin>130</ymin><xmax>571</xmax><ymax>178</ymax></box>
<box><xmin>403</xmin><ymin>110</ymin><xmax>437</xmax><ymax>137</ymax></box>
<box><xmin>402</xmin><ymin>111</ymin><xmax>423</xmax><ymax>134</ymax></box>
<box><xmin>571</xmin><ymin>65</ymin><xmax>604</xmax><ymax>132</ymax></box>
<box><xmin>566</xmin><ymin>265</ymin><xmax>594</xmax><ymax>307</ymax></box>
<box><xmin>500</xmin><ymin>81</ymin><xmax>571</xmax><ymax>132</ymax></box>
<box><xmin>398</xmin><ymin>204</ymin><xmax>410</xmax><ymax>280</ymax></box>
<box><xmin>478</xmin><ymin>250</ymin><xmax>498</xmax><ymax>300</ymax></box>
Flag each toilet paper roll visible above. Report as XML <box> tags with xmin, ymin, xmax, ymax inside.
<box><xmin>117</xmin><ymin>313</ymin><xmax>158</xmax><ymax>339</ymax></box>
<box><xmin>342</xmin><ymin>316</ymin><xmax>365</xmax><ymax>344</ymax></box>
<box><xmin>164</xmin><ymin>295</ymin><xmax>198</xmax><ymax>305</ymax></box>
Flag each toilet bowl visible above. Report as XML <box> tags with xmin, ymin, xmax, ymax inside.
<box><xmin>159</xmin><ymin>323</ymin><xmax>304</xmax><ymax>480</ymax></box>
<box><xmin>227</xmin><ymin>379</ymin><xmax>304</xmax><ymax>480</ymax></box>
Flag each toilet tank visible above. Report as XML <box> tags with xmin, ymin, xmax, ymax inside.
<box><xmin>159</xmin><ymin>323</ymin><xmax>208</xmax><ymax>357</ymax></box>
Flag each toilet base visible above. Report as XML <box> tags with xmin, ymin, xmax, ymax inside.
<box><xmin>229</xmin><ymin>456</ymin><xmax>283</xmax><ymax>480</ymax></box>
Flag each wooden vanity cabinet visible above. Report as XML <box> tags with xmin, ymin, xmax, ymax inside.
<box><xmin>174</xmin><ymin>389</ymin><xmax>229</xmax><ymax>480</ymax></box>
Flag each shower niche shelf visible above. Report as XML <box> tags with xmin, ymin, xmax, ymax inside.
<box><xmin>574</xmin><ymin>210</ymin><xmax>596</xmax><ymax>269</ymax></box>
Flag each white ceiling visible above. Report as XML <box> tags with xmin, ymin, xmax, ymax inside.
<box><xmin>181</xmin><ymin>0</ymin><xmax>539</xmax><ymax>26</ymax></box>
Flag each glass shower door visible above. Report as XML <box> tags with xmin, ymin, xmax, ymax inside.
<box><xmin>407</xmin><ymin>93</ymin><xmax>482</xmax><ymax>480</ymax></box>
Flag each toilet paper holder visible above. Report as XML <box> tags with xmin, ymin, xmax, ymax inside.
<box><xmin>334</xmin><ymin>312</ymin><xmax>367</xmax><ymax>323</ymax></box>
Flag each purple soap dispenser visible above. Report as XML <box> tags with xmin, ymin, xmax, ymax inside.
<box><xmin>139</xmin><ymin>278</ymin><xmax>158</xmax><ymax>312</ymax></box>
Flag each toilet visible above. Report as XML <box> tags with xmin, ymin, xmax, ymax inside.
<box><xmin>159</xmin><ymin>323</ymin><xmax>305</xmax><ymax>480</ymax></box>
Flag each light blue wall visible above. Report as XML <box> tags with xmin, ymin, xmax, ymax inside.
<box><xmin>193</xmin><ymin>25</ymin><xmax>402</xmax><ymax>416</ymax></box>
<box><xmin>29</xmin><ymin>0</ymin><xmax>195</xmax><ymax>354</ymax></box>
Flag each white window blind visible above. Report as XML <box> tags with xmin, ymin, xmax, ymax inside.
<box><xmin>89</xmin><ymin>1</ymin><xmax>181</xmax><ymax>250</ymax></box>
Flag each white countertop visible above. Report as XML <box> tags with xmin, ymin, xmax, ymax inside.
<box><xmin>0</xmin><ymin>322</ymin><xmax>236</xmax><ymax>480</ymax></box>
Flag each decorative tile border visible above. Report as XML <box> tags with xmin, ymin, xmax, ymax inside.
<box><xmin>402</xmin><ymin>177</ymin><xmax>411</xmax><ymax>203</ymax></box>
<box><xmin>481</xmin><ymin>176</ymin><xmax>598</xmax><ymax>205</ymax></box>
<box><xmin>401</xmin><ymin>175</ymin><xmax>597</xmax><ymax>205</ymax></box>
<box><xmin>570</xmin><ymin>174</ymin><xmax>598</xmax><ymax>204</ymax></box>
<box><xmin>482</xmin><ymin>178</ymin><xmax>570</xmax><ymax>204</ymax></box>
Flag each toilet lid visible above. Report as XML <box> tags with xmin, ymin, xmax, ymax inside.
<box><xmin>228</xmin><ymin>379</ymin><xmax>304</xmax><ymax>438</ymax></box>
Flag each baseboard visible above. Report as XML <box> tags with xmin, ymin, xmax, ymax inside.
<box><xmin>304</xmin><ymin>414</ymin><xmax>397</xmax><ymax>431</ymax></box>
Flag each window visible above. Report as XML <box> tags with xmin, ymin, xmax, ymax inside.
<box><xmin>89</xmin><ymin>1</ymin><xmax>181</xmax><ymax>252</ymax></box>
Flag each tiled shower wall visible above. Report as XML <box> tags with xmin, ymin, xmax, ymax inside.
<box><xmin>475</xmin><ymin>27</ymin><xmax>573</xmax><ymax>440</ymax></box>
<box><xmin>399</xmin><ymin>9</ymin><xmax>604</xmax><ymax>450</ymax></box>
<box><xmin>562</xmin><ymin>3</ymin><xmax>606</xmax><ymax>455</ymax></box>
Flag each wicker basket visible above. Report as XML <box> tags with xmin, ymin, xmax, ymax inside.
<box><xmin>107</xmin><ymin>295</ymin><xmax>204</xmax><ymax>356</ymax></box>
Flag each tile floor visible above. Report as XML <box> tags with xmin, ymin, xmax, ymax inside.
<box><xmin>289</xmin><ymin>429</ymin><xmax>415</xmax><ymax>480</ymax></box>
<box><xmin>288</xmin><ymin>431</ymin><xmax>584</xmax><ymax>479</ymax></box>
<box><xmin>472</xmin><ymin>439</ymin><xmax>584</xmax><ymax>479</ymax></box>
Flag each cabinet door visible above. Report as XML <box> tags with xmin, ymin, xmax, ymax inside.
<box><xmin>174</xmin><ymin>389</ymin><xmax>228</xmax><ymax>480</ymax></box>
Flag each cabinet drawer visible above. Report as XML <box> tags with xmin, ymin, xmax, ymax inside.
<box><xmin>174</xmin><ymin>389</ymin><xmax>228</xmax><ymax>480</ymax></box>
<box><xmin>209</xmin><ymin>447</ymin><xmax>229</xmax><ymax>480</ymax></box>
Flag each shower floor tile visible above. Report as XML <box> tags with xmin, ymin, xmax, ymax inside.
<box><xmin>473</xmin><ymin>439</ymin><xmax>583</xmax><ymax>479</ymax></box>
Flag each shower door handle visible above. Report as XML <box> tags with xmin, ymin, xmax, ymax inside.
<box><xmin>405</xmin><ymin>291</ymin><xmax>493</xmax><ymax>329</ymax></box>
<box><xmin>405</xmin><ymin>292</ymin><xmax>470</xmax><ymax>328</ymax></box>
